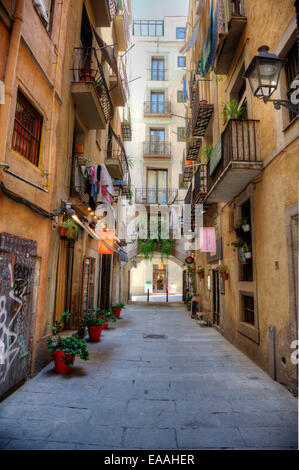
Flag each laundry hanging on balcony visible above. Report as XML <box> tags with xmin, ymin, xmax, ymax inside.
<box><xmin>98</xmin><ymin>229</ymin><xmax>115</xmax><ymax>255</ymax></box>
<box><xmin>199</xmin><ymin>227</ymin><xmax>216</xmax><ymax>253</ymax></box>
<box><xmin>198</xmin><ymin>0</ymin><xmax>218</xmax><ymax>76</ymax></box>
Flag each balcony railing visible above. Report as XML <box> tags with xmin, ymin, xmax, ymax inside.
<box><xmin>72</xmin><ymin>47</ymin><xmax>114</xmax><ymax>123</ymax></box>
<box><xmin>192</xmin><ymin>79</ymin><xmax>213</xmax><ymax>137</ymax></box>
<box><xmin>193</xmin><ymin>165</ymin><xmax>207</xmax><ymax>203</ymax></box>
<box><xmin>214</xmin><ymin>0</ymin><xmax>247</xmax><ymax>74</ymax></box>
<box><xmin>184</xmin><ymin>184</ymin><xmax>192</xmax><ymax>205</ymax></box>
<box><xmin>206</xmin><ymin>119</ymin><xmax>262</xmax><ymax>202</ymax></box>
<box><xmin>135</xmin><ymin>188</ymin><xmax>178</xmax><ymax>204</ymax></box>
<box><xmin>106</xmin><ymin>127</ymin><xmax>130</xmax><ymax>180</ymax></box>
<box><xmin>144</xmin><ymin>101</ymin><xmax>171</xmax><ymax>115</ymax></box>
<box><xmin>143</xmin><ymin>141</ymin><xmax>171</xmax><ymax>156</ymax></box>
<box><xmin>121</xmin><ymin>106</ymin><xmax>132</xmax><ymax>141</ymax></box>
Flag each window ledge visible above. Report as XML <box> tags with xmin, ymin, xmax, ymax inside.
<box><xmin>238</xmin><ymin>321</ymin><xmax>259</xmax><ymax>344</ymax></box>
<box><xmin>282</xmin><ymin>115</ymin><xmax>298</xmax><ymax>133</ymax></box>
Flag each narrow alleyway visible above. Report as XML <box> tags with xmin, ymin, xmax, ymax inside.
<box><xmin>0</xmin><ymin>305</ymin><xmax>297</xmax><ymax>450</ymax></box>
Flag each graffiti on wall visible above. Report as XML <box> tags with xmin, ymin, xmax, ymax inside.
<box><xmin>0</xmin><ymin>234</ymin><xmax>37</xmax><ymax>397</ymax></box>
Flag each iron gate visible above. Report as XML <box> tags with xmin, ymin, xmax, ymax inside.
<box><xmin>0</xmin><ymin>233</ymin><xmax>37</xmax><ymax>398</ymax></box>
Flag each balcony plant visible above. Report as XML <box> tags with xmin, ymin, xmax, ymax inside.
<box><xmin>81</xmin><ymin>311</ymin><xmax>106</xmax><ymax>342</ymax></box>
<box><xmin>221</xmin><ymin>99</ymin><xmax>244</xmax><ymax>126</ymax></box>
<box><xmin>63</xmin><ymin>218</ymin><xmax>79</xmax><ymax>240</ymax></box>
<box><xmin>197</xmin><ymin>267</ymin><xmax>205</xmax><ymax>279</ymax></box>
<box><xmin>243</xmin><ymin>242</ymin><xmax>252</xmax><ymax>259</ymax></box>
<box><xmin>215</xmin><ymin>265</ymin><xmax>229</xmax><ymax>280</ymax></box>
<box><xmin>48</xmin><ymin>311</ymin><xmax>90</xmax><ymax>374</ymax></box>
<box><xmin>201</xmin><ymin>146</ymin><xmax>213</xmax><ymax>164</ymax></box>
<box><xmin>112</xmin><ymin>302</ymin><xmax>125</xmax><ymax>319</ymax></box>
<box><xmin>240</xmin><ymin>217</ymin><xmax>250</xmax><ymax>232</ymax></box>
<box><xmin>234</xmin><ymin>222</ymin><xmax>243</xmax><ymax>238</ymax></box>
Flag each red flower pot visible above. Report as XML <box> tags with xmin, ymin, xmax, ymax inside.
<box><xmin>198</xmin><ymin>272</ymin><xmax>204</xmax><ymax>279</ymax></box>
<box><xmin>54</xmin><ymin>350</ymin><xmax>75</xmax><ymax>374</ymax></box>
<box><xmin>59</xmin><ymin>226</ymin><xmax>67</xmax><ymax>237</ymax></box>
<box><xmin>113</xmin><ymin>308</ymin><xmax>121</xmax><ymax>319</ymax></box>
<box><xmin>88</xmin><ymin>325</ymin><xmax>103</xmax><ymax>342</ymax></box>
<box><xmin>80</xmin><ymin>69</ymin><xmax>94</xmax><ymax>82</ymax></box>
<box><xmin>98</xmin><ymin>316</ymin><xmax>109</xmax><ymax>329</ymax></box>
<box><xmin>221</xmin><ymin>272</ymin><xmax>229</xmax><ymax>280</ymax></box>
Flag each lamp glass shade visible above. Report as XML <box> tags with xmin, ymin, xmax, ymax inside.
<box><xmin>245</xmin><ymin>53</ymin><xmax>287</xmax><ymax>99</ymax></box>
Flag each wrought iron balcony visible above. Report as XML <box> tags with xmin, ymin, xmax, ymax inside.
<box><xmin>135</xmin><ymin>188</ymin><xmax>178</xmax><ymax>204</ymax></box>
<box><xmin>184</xmin><ymin>184</ymin><xmax>192</xmax><ymax>205</ymax></box>
<box><xmin>193</xmin><ymin>165</ymin><xmax>207</xmax><ymax>204</ymax></box>
<box><xmin>72</xmin><ymin>47</ymin><xmax>114</xmax><ymax>129</ymax></box>
<box><xmin>214</xmin><ymin>0</ymin><xmax>247</xmax><ymax>74</ymax></box>
<box><xmin>192</xmin><ymin>79</ymin><xmax>214</xmax><ymax>137</ymax></box>
<box><xmin>183</xmin><ymin>150</ymin><xmax>194</xmax><ymax>182</ymax></box>
<box><xmin>206</xmin><ymin>119</ymin><xmax>262</xmax><ymax>203</ymax></box>
<box><xmin>109</xmin><ymin>56</ymin><xmax>130</xmax><ymax>107</ymax></box>
<box><xmin>143</xmin><ymin>141</ymin><xmax>171</xmax><ymax>158</ymax></box>
<box><xmin>144</xmin><ymin>101</ymin><xmax>171</xmax><ymax>116</ymax></box>
<box><xmin>121</xmin><ymin>106</ymin><xmax>132</xmax><ymax>141</ymax></box>
<box><xmin>106</xmin><ymin>127</ymin><xmax>129</xmax><ymax>180</ymax></box>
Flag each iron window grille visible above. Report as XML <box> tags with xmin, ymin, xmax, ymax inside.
<box><xmin>285</xmin><ymin>42</ymin><xmax>299</xmax><ymax>122</ymax></box>
<box><xmin>12</xmin><ymin>90</ymin><xmax>43</xmax><ymax>167</ymax></box>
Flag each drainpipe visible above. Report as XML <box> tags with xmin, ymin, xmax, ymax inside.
<box><xmin>0</xmin><ymin>0</ymin><xmax>25</xmax><ymax>169</ymax></box>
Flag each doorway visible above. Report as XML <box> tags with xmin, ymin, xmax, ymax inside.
<box><xmin>213</xmin><ymin>269</ymin><xmax>220</xmax><ymax>326</ymax></box>
<box><xmin>153</xmin><ymin>267</ymin><xmax>166</xmax><ymax>292</ymax></box>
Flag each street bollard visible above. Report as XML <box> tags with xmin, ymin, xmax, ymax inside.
<box><xmin>147</xmin><ymin>289</ymin><xmax>149</xmax><ymax>303</ymax></box>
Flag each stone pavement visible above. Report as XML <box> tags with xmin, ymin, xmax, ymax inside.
<box><xmin>0</xmin><ymin>304</ymin><xmax>297</xmax><ymax>450</ymax></box>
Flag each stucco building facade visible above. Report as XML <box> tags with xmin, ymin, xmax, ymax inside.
<box><xmin>183</xmin><ymin>0</ymin><xmax>298</xmax><ymax>394</ymax></box>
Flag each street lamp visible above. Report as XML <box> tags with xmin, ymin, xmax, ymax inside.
<box><xmin>244</xmin><ymin>45</ymin><xmax>298</xmax><ymax>114</ymax></box>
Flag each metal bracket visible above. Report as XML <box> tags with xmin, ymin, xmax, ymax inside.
<box><xmin>263</xmin><ymin>97</ymin><xmax>299</xmax><ymax>114</ymax></box>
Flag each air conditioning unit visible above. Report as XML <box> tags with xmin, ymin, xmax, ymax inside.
<box><xmin>33</xmin><ymin>0</ymin><xmax>49</xmax><ymax>24</ymax></box>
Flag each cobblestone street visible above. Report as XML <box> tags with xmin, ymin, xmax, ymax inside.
<box><xmin>0</xmin><ymin>304</ymin><xmax>297</xmax><ymax>450</ymax></box>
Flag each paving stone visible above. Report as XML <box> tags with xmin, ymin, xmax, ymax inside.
<box><xmin>49</xmin><ymin>423</ymin><xmax>123</xmax><ymax>446</ymax></box>
<box><xmin>176</xmin><ymin>427</ymin><xmax>245</xmax><ymax>449</ymax></box>
<box><xmin>0</xmin><ymin>438</ymin><xmax>10</xmax><ymax>449</ymax></box>
<box><xmin>239</xmin><ymin>426</ymin><xmax>298</xmax><ymax>449</ymax></box>
<box><xmin>3</xmin><ymin>439</ymin><xmax>78</xmax><ymax>450</ymax></box>
<box><xmin>123</xmin><ymin>427</ymin><xmax>177</xmax><ymax>449</ymax></box>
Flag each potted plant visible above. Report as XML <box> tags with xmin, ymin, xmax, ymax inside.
<box><xmin>201</xmin><ymin>146</ymin><xmax>213</xmax><ymax>164</ymax></box>
<box><xmin>234</xmin><ymin>222</ymin><xmax>243</xmax><ymax>238</ymax></box>
<box><xmin>48</xmin><ymin>311</ymin><xmax>89</xmax><ymax>374</ymax></box>
<box><xmin>243</xmin><ymin>242</ymin><xmax>252</xmax><ymax>259</ymax></box>
<box><xmin>81</xmin><ymin>311</ymin><xmax>106</xmax><ymax>342</ymax></box>
<box><xmin>196</xmin><ymin>267</ymin><xmax>205</xmax><ymax>279</ymax></box>
<box><xmin>111</xmin><ymin>302</ymin><xmax>125</xmax><ymax>319</ymax></box>
<box><xmin>221</xmin><ymin>99</ymin><xmax>244</xmax><ymax>126</ymax></box>
<box><xmin>98</xmin><ymin>309</ymin><xmax>117</xmax><ymax>329</ymax></box>
<box><xmin>62</xmin><ymin>218</ymin><xmax>79</xmax><ymax>240</ymax></box>
<box><xmin>80</xmin><ymin>67</ymin><xmax>94</xmax><ymax>82</ymax></box>
<box><xmin>241</xmin><ymin>217</ymin><xmax>250</xmax><ymax>232</ymax></box>
<box><xmin>216</xmin><ymin>265</ymin><xmax>229</xmax><ymax>280</ymax></box>
<box><xmin>59</xmin><ymin>220</ymin><xmax>68</xmax><ymax>238</ymax></box>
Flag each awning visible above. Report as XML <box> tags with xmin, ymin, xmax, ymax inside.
<box><xmin>71</xmin><ymin>213</ymin><xmax>128</xmax><ymax>259</ymax></box>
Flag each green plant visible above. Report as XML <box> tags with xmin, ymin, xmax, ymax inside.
<box><xmin>48</xmin><ymin>311</ymin><xmax>89</xmax><ymax>366</ymax></box>
<box><xmin>242</xmin><ymin>242</ymin><xmax>251</xmax><ymax>253</ymax></box>
<box><xmin>81</xmin><ymin>311</ymin><xmax>106</xmax><ymax>327</ymax></box>
<box><xmin>228</xmin><ymin>240</ymin><xmax>243</xmax><ymax>251</ymax></box>
<box><xmin>215</xmin><ymin>265</ymin><xmax>228</xmax><ymax>273</ymax></box>
<box><xmin>126</xmin><ymin>156</ymin><xmax>134</xmax><ymax>169</ymax></box>
<box><xmin>221</xmin><ymin>99</ymin><xmax>244</xmax><ymax>125</ymax></box>
<box><xmin>196</xmin><ymin>267</ymin><xmax>204</xmax><ymax>273</ymax></box>
<box><xmin>112</xmin><ymin>303</ymin><xmax>125</xmax><ymax>310</ymax></box>
<box><xmin>61</xmin><ymin>218</ymin><xmax>79</xmax><ymax>240</ymax></box>
<box><xmin>201</xmin><ymin>146</ymin><xmax>214</xmax><ymax>163</ymax></box>
<box><xmin>138</xmin><ymin>218</ymin><xmax>175</xmax><ymax>261</ymax></box>
<box><xmin>99</xmin><ymin>309</ymin><xmax>118</xmax><ymax>322</ymax></box>
<box><xmin>240</xmin><ymin>217</ymin><xmax>249</xmax><ymax>226</ymax></box>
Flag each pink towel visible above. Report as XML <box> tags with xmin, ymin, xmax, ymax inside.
<box><xmin>199</xmin><ymin>227</ymin><xmax>216</xmax><ymax>253</ymax></box>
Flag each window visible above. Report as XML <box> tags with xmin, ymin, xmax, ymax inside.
<box><xmin>133</xmin><ymin>20</ymin><xmax>164</xmax><ymax>37</ymax></box>
<box><xmin>151</xmin><ymin>59</ymin><xmax>165</xmax><ymax>80</ymax></box>
<box><xmin>176</xmin><ymin>27</ymin><xmax>186</xmax><ymax>39</ymax></box>
<box><xmin>177</xmin><ymin>127</ymin><xmax>186</xmax><ymax>141</ymax></box>
<box><xmin>284</xmin><ymin>42</ymin><xmax>298</xmax><ymax>122</ymax></box>
<box><xmin>177</xmin><ymin>56</ymin><xmax>186</xmax><ymax>67</ymax></box>
<box><xmin>149</xmin><ymin>129</ymin><xmax>165</xmax><ymax>154</ymax></box>
<box><xmin>12</xmin><ymin>90</ymin><xmax>43</xmax><ymax>166</ymax></box>
<box><xmin>147</xmin><ymin>169</ymin><xmax>168</xmax><ymax>203</ymax></box>
<box><xmin>150</xmin><ymin>92</ymin><xmax>165</xmax><ymax>113</ymax></box>
<box><xmin>239</xmin><ymin>199</ymin><xmax>253</xmax><ymax>282</ymax></box>
<box><xmin>177</xmin><ymin>90</ymin><xmax>186</xmax><ymax>103</ymax></box>
<box><xmin>242</xmin><ymin>295</ymin><xmax>254</xmax><ymax>325</ymax></box>
<box><xmin>33</xmin><ymin>0</ymin><xmax>55</xmax><ymax>34</ymax></box>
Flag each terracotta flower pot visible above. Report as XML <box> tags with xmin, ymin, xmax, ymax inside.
<box><xmin>74</xmin><ymin>144</ymin><xmax>84</xmax><ymax>154</ymax></box>
<box><xmin>220</xmin><ymin>272</ymin><xmax>229</xmax><ymax>280</ymax></box>
<box><xmin>54</xmin><ymin>350</ymin><xmax>75</xmax><ymax>374</ymax></box>
<box><xmin>80</xmin><ymin>69</ymin><xmax>94</xmax><ymax>82</ymax></box>
<box><xmin>59</xmin><ymin>226</ymin><xmax>67</xmax><ymax>237</ymax></box>
<box><xmin>198</xmin><ymin>272</ymin><xmax>204</xmax><ymax>279</ymax></box>
<box><xmin>200</xmin><ymin>100</ymin><xmax>207</xmax><ymax>105</ymax></box>
<box><xmin>88</xmin><ymin>325</ymin><xmax>103</xmax><ymax>342</ymax></box>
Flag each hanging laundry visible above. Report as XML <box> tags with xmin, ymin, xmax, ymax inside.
<box><xmin>199</xmin><ymin>227</ymin><xmax>216</xmax><ymax>253</ymax></box>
